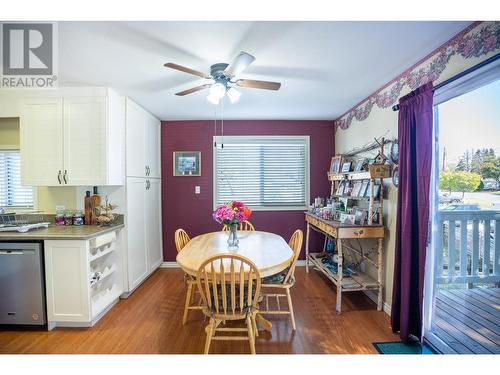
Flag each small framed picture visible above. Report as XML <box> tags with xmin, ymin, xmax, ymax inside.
<box><xmin>351</xmin><ymin>181</ymin><xmax>362</xmax><ymax>197</ymax></box>
<box><xmin>359</xmin><ymin>181</ymin><xmax>369</xmax><ymax>197</ymax></box>
<box><xmin>341</xmin><ymin>161</ymin><xmax>352</xmax><ymax>173</ymax></box>
<box><xmin>335</xmin><ymin>180</ymin><xmax>345</xmax><ymax>196</ymax></box>
<box><xmin>344</xmin><ymin>181</ymin><xmax>353</xmax><ymax>196</ymax></box>
<box><xmin>330</xmin><ymin>155</ymin><xmax>342</xmax><ymax>174</ymax></box>
<box><xmin>173</xmin><ymin>151</ymin><xmax>201</xmax><ymax>176</ymax></box>
<box><xmin>354</xmin><ymin>209</ymin><xmax>367</xmax><ymax>225</ymax></box>
<box><xmin>340</xmin><ymin>213</ymin><xmax>356</xmax><ymax>225</ymax></box>
<box><xmin>354</xmin><ymin>159</ymin><xmax>365</xmax><ymax>172</ymax></box>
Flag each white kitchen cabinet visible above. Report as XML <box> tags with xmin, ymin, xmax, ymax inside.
<box><xmin>125</xmin><ymin>98</ymin><xmax>161</xmax><ymax>178</ymax></box>
<box><xmin>125</xmin><ymin>177</ymin><xmax>149</xmax><ymax>290</ymax></box>
<box><xmin>44</xmin><ymin>230</ymin><xmax>123</xmax><ymax>329</ymax></box>
<box><xmin>123</xmin><ymin>176</ymin><xmax>163</xmax><ymax>293</ymax></box>
<box><xmin>63</xmin><ymin>97</ymin><xmax>107</xmax><ymax>185</ymax></box>
<box><xmin>125</xmin><ymin>99</ymin><xmax>146</xmax><ymax>178</ymax></box>
<box><xmin>145</xmin><ymin>114</ymin><xmax>161</xmax><ymax>179</ymax></box>
<box><xmin>146</xmin><ymin>178</ymin><xmax>163</xmax><ymax>271</ymax></box>
<box><xmin>19</xmin><ymin>89</ymin><xmax>125</xmax><ymax>186</ymax></box>
<box><xmin>19</xmin><ymin>98</ymin><xmax>64</xmax><ymax>186</ymax></box>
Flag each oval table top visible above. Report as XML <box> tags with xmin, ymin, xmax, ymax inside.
<box><xmin>176</xmin><ymin>230</ymin><xmax>293</xmax><ymax>278</ymax></box>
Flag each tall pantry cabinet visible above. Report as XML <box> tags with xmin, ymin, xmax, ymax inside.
<box><xmin>123</xmin><ymin>99</ymin><xmax>163</xmax><ymax>294</ymax></box>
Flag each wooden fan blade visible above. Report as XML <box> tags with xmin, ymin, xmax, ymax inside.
<box><xmin>175</xmin><ymin>84</ymin><xmax>211</xmax><ymax>96</ymax></box>
<box><xmin>164</xmin><ymin>63</ymin><xmax>209</xmax><ymax>79</ymax></box>
<box><xmin>224</xmin><ymin>51</ymin><xmax>255</xmax><ymax>77</ymax></box>
<box><xmin>236</xmin><ymin>79</ymin><xmax>281</xmax><ymax>91</ymax></box>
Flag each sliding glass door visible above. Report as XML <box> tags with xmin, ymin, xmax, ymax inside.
<box><xmin>423</xmin><ymin>73</ymin><xmax>500</xmax><ymax>354</ymax></box>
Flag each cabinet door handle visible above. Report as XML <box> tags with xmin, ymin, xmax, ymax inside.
<box><xmin>148</xmin><ymin>166</ymin><xmax>151</xmax><ymax>176</ymax></box>
<box><xmin>57</xmin><ymin>170</ymin><xmax>62</xmax><ymax>184</ymax></box>
<box><xmin>145</xmin><ymin>165</ymin><xmax>148</xmax><ymax>176</ymax></box>
<box><xmin>63</xmin><ymin>170</ymin><xmax>68</xmax><ymax>184</ymax></box>
<box><xmin>354</xmin><ymin>229</ymin><xmax>364</xmax><ymax>236</ymax></box>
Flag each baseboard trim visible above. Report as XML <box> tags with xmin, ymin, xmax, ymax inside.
<box><xmin>364</xmin><ymin>290</ymin><xmax>391</xmax><ymax>316</ymax></box>
<box><xmin>160</xmin><ymin>262</ymin><xmax>180</xmax><ymax>268</ymax></box>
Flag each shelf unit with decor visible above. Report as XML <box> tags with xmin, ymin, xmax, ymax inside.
<box><xmin>305</xmin><ymin>141</ymin><xmax>391</xmax><ymax>314</ymax></box>
<box><xmin>327</xmin><ymin>164</ymin><xmax>390</xmax><ymax>226</ymax></box>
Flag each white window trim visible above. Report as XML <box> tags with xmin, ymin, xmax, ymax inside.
<box><xmin>212</xmin><ymin>135</ymin><xmax>310</xmax><ymax>212</ymax></box>
<box><xmin>0</xmin><ymin>145</ymin><xmax>38</xmax><ymax>212</ymax></box>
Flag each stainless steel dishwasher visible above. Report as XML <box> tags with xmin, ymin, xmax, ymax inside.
<box><xmin>0</xmin><ymin>241</ymin><xmax>46</xmax><ymax>325</ymax></box>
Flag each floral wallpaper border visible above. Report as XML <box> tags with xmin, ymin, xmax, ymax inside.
<box><xmin>334</xmin><ymin>21</ymin><xmax>500</xmax><ymax>132</ymax></box>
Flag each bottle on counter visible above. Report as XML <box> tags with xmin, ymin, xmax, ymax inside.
<box><xmin>84</xmin><ymin>191</ymin><xmax>92</xmax><ymax>225</ymax></box>
<box><xmin>90</xmin><ymin>186</ymin><xmax>101</xmax><ymax>225</ymax></box>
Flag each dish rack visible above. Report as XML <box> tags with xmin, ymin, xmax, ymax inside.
<box><xmin>0</xmin><ymin>212</ymin><xmax>50</xmax><ymax>232</ymax></box>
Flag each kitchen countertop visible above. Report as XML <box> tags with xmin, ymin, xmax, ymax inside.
<box><xmin>0</xmin><ymin>223</ymin><xmax>124</xmax><ymax>240</ymax></box>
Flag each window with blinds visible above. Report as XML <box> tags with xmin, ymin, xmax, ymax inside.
<box><xmin>214</xmin><ymin>136</ymin><xmax>309</xmax><ymax>210</ymax></box>
<box><xmin>0</xmin><ymin>151</ymin><xmax>34</xmax><ymax>208</ymax></box>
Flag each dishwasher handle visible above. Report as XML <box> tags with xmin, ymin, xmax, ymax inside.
<box><xmin>0</xmin><ymin>249</ymin><xmax>34</xmax><ymax>255</ymax></box>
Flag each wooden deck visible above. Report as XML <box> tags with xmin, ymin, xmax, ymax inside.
<box><xmin>433</xmin><ymin>287</ymin><xmax>500</xmax><ymax>354</ymax></box>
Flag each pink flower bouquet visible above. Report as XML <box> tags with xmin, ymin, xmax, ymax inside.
<box><xmin>213</xmin><ymin>201</ymin><xmax>252</xmax><ymax>226</ymax></box>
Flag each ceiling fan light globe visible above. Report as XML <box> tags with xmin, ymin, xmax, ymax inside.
<box><xmin>227</xmin><ymin>87</ymin><xmax>241</xmax><ymax>103</ymax></box>
<box><xmin>209</xmin><ymin>82</ymin><xmax>226</xmax><ymax>99</ymax></box>
<box><xmin>207</xmin><ymin>93</ymin><xmax>220</xmax><ymax>105</ymax></box>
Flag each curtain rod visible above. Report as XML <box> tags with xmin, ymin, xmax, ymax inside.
<box><xmin>391</xmin><ymin>52</ymin><xmax>500</xmax><ymax>112</ymax></box>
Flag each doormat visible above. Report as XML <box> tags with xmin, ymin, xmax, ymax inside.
<box><xmin>373</xmin><ymin>341</ymin><xmax>424</xmax><ymax>354</ymax></box>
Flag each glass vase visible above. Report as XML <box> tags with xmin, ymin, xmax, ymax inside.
<box><xmin>227</xmin><ymin>223</ymin><xmax>239</xmax><ymax>250</ymax></box>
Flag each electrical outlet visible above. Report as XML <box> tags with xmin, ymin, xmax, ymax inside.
<box><xmin>195</xmin><ymin>186</ymin><xmax>201</xmax><ymax>194</ymax></box>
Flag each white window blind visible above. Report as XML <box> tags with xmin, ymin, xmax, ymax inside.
<box><xmin>214</xmin><ymin>136</ymin><xmax>309</xmax><ymax>210</ymax></box>
<box><xmin>0</xmin><ymin>151</ymin><xmax>34</xmax><ymax>208</ymax></box>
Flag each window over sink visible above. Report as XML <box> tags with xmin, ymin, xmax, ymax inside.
<box><xmin>213</xmin><ymin>136</ymin><xmax>310</xmax><ymax>211</ymax></box>
<box><xmin>0</xmin><ymin>150</ymin><xmax>34</xmax><ymax>209</ymax></box>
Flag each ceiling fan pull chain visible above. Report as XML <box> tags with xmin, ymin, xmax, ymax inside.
<box><xmin>214</xmin><ymin>107</ymin><xmax>217</xmax><ymax>148</ymax></box>
<box><xmin>221</xmin><ymin>99</ymin><xmax>224</xmax><ymax>149</ymax></box>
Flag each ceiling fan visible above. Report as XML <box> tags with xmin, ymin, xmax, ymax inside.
<box><xmin>164</xmin><ymin>51</ymin><xmax>281</xmax><ymax>104</ymax></box>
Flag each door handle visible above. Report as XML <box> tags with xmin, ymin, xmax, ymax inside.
<box><xmin>63</xmin><ymin>170</ymin><xmax>68</xmax><ymax>184</ymax></box>
<box><xmin>57</xmin><ymin>170</ymin><xmax>62</xmax><ymax>184</ymax></box>
<box><xmin>145</xmin><ymin>165</ymin><xmax>148</xmax><ymax>176</ymax></box>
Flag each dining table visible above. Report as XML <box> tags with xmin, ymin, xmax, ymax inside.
<box><xmin>176</xmin><ymin>230</ymin><xmax>294</xmax><ymax>331</ymax></box>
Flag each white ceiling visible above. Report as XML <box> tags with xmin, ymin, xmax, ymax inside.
<box><xmin>58</xmin><ymin>21</ymin><xmax>471</xmax><ymax>120</ymax></box>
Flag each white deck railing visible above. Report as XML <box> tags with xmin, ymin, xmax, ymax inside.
<box><xmin>436</xmin><ymin>209</ymin><xmax>500</xmax><ymax>285</ymax></box>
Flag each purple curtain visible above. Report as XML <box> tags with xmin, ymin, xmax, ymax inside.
<box><xmin>391</xmin><ymin>82</ymin><xmax>434</xmax><ymax>342</ymax></box>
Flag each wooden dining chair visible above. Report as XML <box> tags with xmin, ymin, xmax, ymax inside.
<box><xmin>174</xmin><ymin>228</ymin><xmax>202</xmax><ymax>325</ymax></box>
<box><xmin>222</xmin><ymin>220</ymin><xmax>255</xmax><ymax>231</ymax></box>
<box><xmin>197</xmin><ymin>254</ymin><xmax>261</xmax><ymax>354</ymax></box>
<box><xmin>259</xmin><ymin>229</ymin><xmax>303</xmax><ymax>330</ymax></box>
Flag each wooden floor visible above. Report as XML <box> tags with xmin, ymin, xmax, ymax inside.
<box><xmin>0</xmin><ymin>268</ymin><xmax>397</xmax><ymax>354</ymax></box>
<box><xmin>433</xmin><ymin>288</ymin><xmax>500</xmax><ymax>354</ymax></box>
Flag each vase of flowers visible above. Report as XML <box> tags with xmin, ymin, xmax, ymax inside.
<box><xmin>213</xmin><ymin>201</ymin><xmax>252</xmax><ymax>250</ymax></box>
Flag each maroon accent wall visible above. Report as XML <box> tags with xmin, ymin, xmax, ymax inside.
<box><xmin>161</xmin><ymin>120</ymin><xmax>334</xmax><ymax>261</ymax></box>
